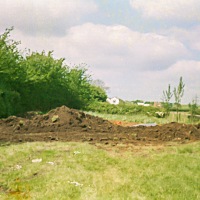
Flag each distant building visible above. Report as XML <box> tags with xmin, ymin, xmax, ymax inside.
<box><xmin>106</xmin><ymin>97</ymin><xmax>120</xmax><ymax>105</ymax></box>
<box><xmin>137</xmin><ymin>102</ymin><xmax>144</xmax><ymax>106</ymax></box>
<box><xmin>137</xmin><ymin>102</ymin><xmax>150</xmax><ymax>107</ymax></box>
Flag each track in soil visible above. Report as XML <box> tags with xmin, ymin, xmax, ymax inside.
<box><xmin>0</xmin><ymin>106</ymin><xmax>199</xmax><ymax>146</ymax></box>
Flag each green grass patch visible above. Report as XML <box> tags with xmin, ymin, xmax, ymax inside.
<box><xmin>85</xmin><ymin>111</ymin><xmax>167</xmax><ymax>124</ymax></box>
<box><xmin>0</xmin><ymin>142</ymin><xmax>200</xmax><ymax>199</ymax></box>
<box><xmin>85</xmin><ymin>111</ymin><xmax>200</xmax><ymax>124</ymax></box>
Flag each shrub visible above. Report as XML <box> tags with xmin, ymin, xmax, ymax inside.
<box><xmin>85</xmin><ymin>102</ymin><xmax>162</xmax><ymax>116</ymax></box>
<box><xmin>0</xmin><ymin>88</ymin><xmax>21</xmax><ymax>117</ymax></box>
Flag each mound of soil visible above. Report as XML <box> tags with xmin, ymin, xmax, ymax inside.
<box><xmin>0</xmin><ymin>106</ymin><xmax>199</xmax><ymax>145</ymax></box>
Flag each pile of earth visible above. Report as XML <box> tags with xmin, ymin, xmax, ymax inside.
<box><xmin>0</xmin><ymin>105</ymin><xmax>199</xmax><ymax>144</ymax></box>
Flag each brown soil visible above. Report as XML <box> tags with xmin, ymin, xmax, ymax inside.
<box><xmin>0</xmin><ymin>106</ymin><xmax>199</xmax><ymax>146</ymax></box>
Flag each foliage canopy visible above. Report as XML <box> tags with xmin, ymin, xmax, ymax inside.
<box><xmin>0</xmin><ymin>28</ymin><xmax>107</xmax><ymax>117</ymax></box>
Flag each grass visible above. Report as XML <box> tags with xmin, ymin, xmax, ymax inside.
<box><xmin>0</xmin><ymin>142</ymin><xmax>200</xmax><ymax>199</ymax></box>
<box><xmin>85</xmin><ymin>111</ymin><xmax>200</xmax><ymax>124</ymax></box>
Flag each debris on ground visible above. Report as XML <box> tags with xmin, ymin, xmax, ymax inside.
<box><xmin>32</xmin><ymin>158</ymin><xmax>42</xmax><ymax>163</ymax></box>
<box><xmin>46</xmin><ymin>162</ymin><xmax>55</xmax><ymax>165</ymax></box>
<box><xmin>68</xmin><ymin>181</ymin><xmax>83</xmax><ymax>187</ymax></box>
<box><xmin>74</xmin><ymin>151</ymin><xmax>81</xmax><ymax>155</ymax></box>
<box><xmin>14</xmin><ymin>165</ymin><xmax>22</xmax><ymax>170</ymax></box>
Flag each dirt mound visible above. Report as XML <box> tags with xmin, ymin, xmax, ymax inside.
<box><xmin>0</xmin><ymin>106</ymin><xmax>119</xmax><ymax>133</ymax></box>
<box><xmin>0</xmin><ymin>106</ymin><xmax>199</xmax><ymax>144</ymax></box>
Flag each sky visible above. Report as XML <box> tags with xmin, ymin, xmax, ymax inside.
<box><xmin>0</xmin><ymin>0</ymin><xmax>200</xmax><ymax>104</ymax></box>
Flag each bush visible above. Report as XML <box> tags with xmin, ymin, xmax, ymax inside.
<box><xmin>0</xmin><ymin>28</ymin><xmax>108</xmax><ymax>118</ymax></box>
<box><xmin>85</xmin><ymin>102</ymin><xmax>162</xmax><ymax>116</ymax></box>
<box><xmin>0</xmin><ymin>88</ymin><xmax>21</xmax><ymax>117</ymax></box>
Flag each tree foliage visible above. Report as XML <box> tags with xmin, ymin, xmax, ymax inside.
<box><xmin>188</xmin><ymin>96</ymin><xmax>199</xmax><ymax>123</ymax></box>
<box><xmin>173</xmin><ymin>77</ymin><xmax>185</xmax><ymax>122</ymax></box>
<box><xmin>162</xmin><ymin>84</ymin><xmax>173</xmax><ymax>116</ymax></box>
<box><xmin>91</xmin><ymin>79</ymin><xmax>109</xmax><ymax>92</ymax></box>
<box><xmin>0</xmin><ymin>28</ymin><xmax>107</xmax><ymax>117</ymax></box>
<box><xmin>0</xmin><ymin>27</ymin><xmax>24</xmax><ymax>117</ymax></box>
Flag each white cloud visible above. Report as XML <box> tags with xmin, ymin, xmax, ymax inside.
<box><xmin>0</xmin><ymin>0</ymin><xmax>98</xmax><ymax>35</ymax></box>
<box><xmin>94</xmin><ymin>60</ymin><xmax>200</xmax><ymax>103</ymax></box>
<box><xmin>1</xmin><ymin>0</ymin><xmax>198</xmax><ymax>103</ymax></box>
<box><xmin>138</xmin><ymin>60</ymin><xmax>200</xmax><ymax>103</ymax></box>
<box><xmin>57</xmin><ymin>23</ymin><xmax>189</xmax><ymax>71</ymax></box>
<box><xmin>159</xmin><ymin>26</ymin><xmax>200</xmax><ymax>51</ymax></box>
<box><xmin>8</xmin><ymin>23</ymin><xmax>198</xmax><ymax>103</ymax></box>
<box><xmin>13</xmin><ymin>23</ymin><xmax>189</xmax><ymax>73</ymax></box>
<box><xmin>130</xmin><ymin>0</ymin><xmax>200</xmax><ymax>22</ymax></box>
<box><xmin>12</xmin><ymin>23</ymin><xmax>189</xmax><ymax>68</ymax></box>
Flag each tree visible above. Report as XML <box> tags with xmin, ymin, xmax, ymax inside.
<box><xmin>89</xmin><ymin>79</ymin><xmax>108</xmax><ymax>102</ymax></box>
<box><xmin>188</xmin><ymin>96</ymin><xmax>198</xmax><ymax>123</ymax></box>
<box><xmin>66</xmin><ymin>66</ymin><xmax>92</xmax><ymax>108</ymax></box>
<box><xmin>162</xmin><ymin>84</ymin><xmax>173</xmax><ymax>116</ymax></box>
<box><xmin>91</xmin><ymin>79</ymin><xmax>109</xmax><ymax>92</ymax></box>
<box><xmin>173</xmin><ymin>77</ymin><xmax>185</xmax><ymax>122</ymax></box>
<box><xmin>89</xmin><ymin>85</ymin><xmax>107</xmax><ymax>102</ymax></box>
<box><xmin>0</xmin><ymin>27</ymin><xmax>25</xmax><ymax>117</ymax></box>
<box><xmin>0</xmin><ymin>27</ymin><xmax>25</xmax><ymax>84</ymax></box>
<box><xmin>0</xmin><ymin>27</ymin><xmax>110</xmax><ymax>117</ymax></box>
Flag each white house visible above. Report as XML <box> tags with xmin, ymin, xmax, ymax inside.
<box><xmin>137</xmin><ymin>102</ymin><xmax>150</xmax><ymax>107</ymax></box>
<box><xmin>106</xmin><ymin>97</ymin><xmax>120</xmax><ymax>105</ymax></box>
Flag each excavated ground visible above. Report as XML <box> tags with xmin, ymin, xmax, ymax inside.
<box><xmin>0</xmin><ymin>106</ymin><xmax>199</xmax><ymax>146</ymax></box>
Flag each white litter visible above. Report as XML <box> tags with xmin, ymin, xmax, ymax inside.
<box><xmin>46</xmin><ymin>161</ymin><xmax>55</xmax><ymax>165</ymax></box>
<box><xmin>68</xmin><ymin>181</ymin><xmax>83</xmax><ymax>187</ymax></box>
<box><xmin>132</xmin><ymin>123</ymin><xmax>157</xmax><ymax>127</ymax></box>
<box><xmin>15</xmin><ymin>165</ymin><xmax>22</xmax><ymax>170</ymax></box>
<box><xmin>73</xmin><ymin>151</ymin><xmax>81</xmax><ymax>155</ymax></box>
<box><xmin>32</xmin><ymin>158</ymin><xmax>42</xmax><ymax>163</ymax></box>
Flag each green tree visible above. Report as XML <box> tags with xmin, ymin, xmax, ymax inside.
<box><xmin>162</xmin><ymin>84</ymin><xmax>173</xmax><ymax>116</ymax></box>
<box><xmin>0</xmin><ymin>27</ymin><xmax>25</xmax><ymax>117</ymax></box>
<box><xmin>89</xmin><ymin>79</ymin><xmax>108</xmax><ymax>102</ymax></box>
<box><xmin>66</xmin><ymin>68</ymin><xmax>108</xmax><ymax>108</ymax></box>
<box><xmin>188</xmin><ymin>96</ymin><xmax>198</xmax><ymax>123</ymax></box>
<box><xmin>66</xmin><ymin>66</ymin><xmax>92</xmax><ymax>108</ymax></box>
<box><xmin>21</xmin><ymin>51</ymin><xmax>70</xmax><ymax>111</ymax></box>
<box><xmin>89</xmin><ymin>85</ymin><xmax>107</xmax><ymax>102</ymax></box>
<box><xmin>173</xmin><ymin>77</ymin><xmax>185</xmax><ymax>122</ymax></box>
<box><xmin>0</xmin><ymin>27</ymin><xmax>108</xmax><ymax>117</ymax></box>
<box><xmin>0</xmin><ymin>27</ymin><xmax>25</xmax><ymax>84</ymax></box>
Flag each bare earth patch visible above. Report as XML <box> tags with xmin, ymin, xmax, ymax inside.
<box><xmin>0</xmin><ymin>106</ymin><xmax>199</xmax><ymax>147</ymax></box>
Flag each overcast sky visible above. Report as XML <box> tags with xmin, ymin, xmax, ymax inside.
<box><xmin>1</xmin><ymin>0</ymin><xmax>200</xmax><ymax>103</ymax></box>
